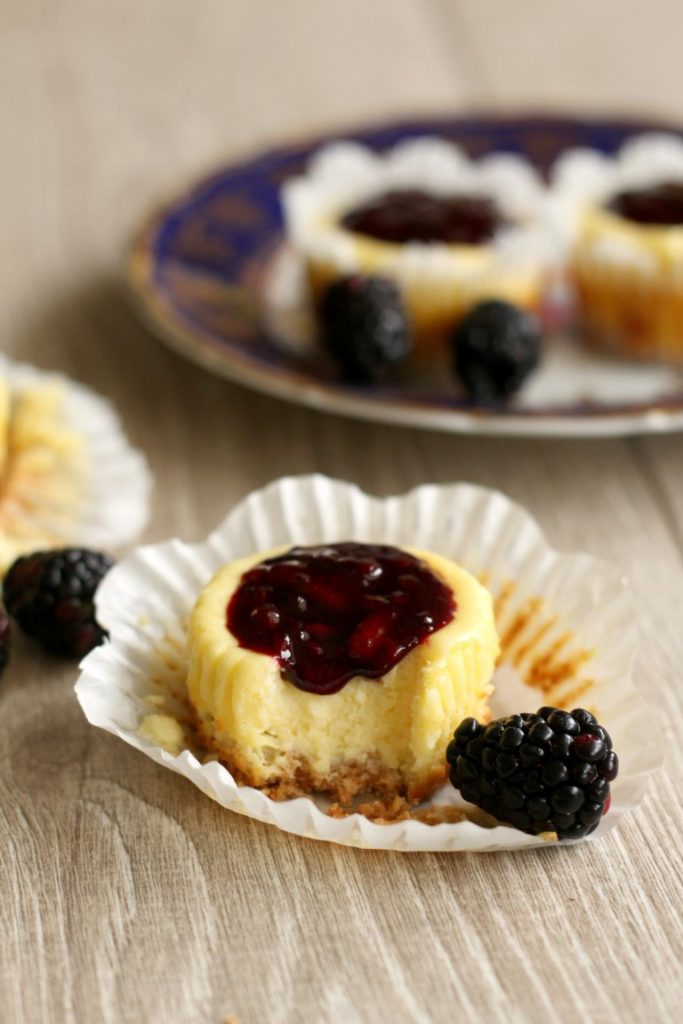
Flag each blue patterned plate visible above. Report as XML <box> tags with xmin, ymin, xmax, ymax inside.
<box><xmin>128</xmin><ymin>114</ymin><xmax>683</xmax><ymax>437</ymax></box>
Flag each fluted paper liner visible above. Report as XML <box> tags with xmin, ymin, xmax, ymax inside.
<box><xmin>0</xmin><ymin>355</ymin><xmax>152</xmax><ymax>552</ymax></box>
<box><xmin>76</xmin><ymin>476</ymin><xmax>660</xmax><ymax>852</ymax></box>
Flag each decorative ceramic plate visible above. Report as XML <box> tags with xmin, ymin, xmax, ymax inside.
<box><xmin>76</xmin><ymin>476</ymin><xmax>660</xmax><ymax>852</ymax></box>
<box><xmin>128</xmin><ymin>114</ymin><xmax>683</xmax><ymax>438</ymax></box>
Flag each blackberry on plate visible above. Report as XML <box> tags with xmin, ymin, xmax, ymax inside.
<box><xmin>3</xmin><ymin>548</ymin><xmax>114</xmax><ymax>658</ymax></box>
<box><xmin>0</xmin><ymin>610</ymin><xmax>10</xmax><ymax>676</ymax></box>
<box><xmin>452</xmin><ymin>299</ymin><xmax>541</xmax><ymax>401</ymax></box>
<box><xmin>320</xmin><ymin>275</ymin><xmax>412</xmax><ymax>383</ymax></box>
<box><xmin>446</xmin><ymin>706</ymin><xmax>618</xmax><ymax>840</ymax></box>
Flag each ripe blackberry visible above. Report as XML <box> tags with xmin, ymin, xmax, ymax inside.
<box><xmin>320</xmin><ymin>275</ymin><xmax>412</xmax><ymax>383</ymax></box>
<box><xmin>446</xmin><ymin>707</ymin><xmax>618</xmax><ymax>840</ymax></box>
<box><xmin>452</xmin><ymin>300</ymin><xmax>541</xmax><ymax>401</ymax></box>
<box><xmin>0</xmin><ymin>610</ymin><xmax>10</xmax><ymax>676</ymax></box>
<box><xmin>4</xmin><ymin>548</ymin><xmax>114</xmax><ymax>658</ymax></box>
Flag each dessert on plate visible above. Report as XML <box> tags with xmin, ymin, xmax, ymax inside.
<box><xmin>186</xmin><ymin>541</ymin><xmax>499</xmax><ymax>804</ymax></box>
<box><xmin>552</xmin><ymin>132</ymin><xmax>683</xmax><ymax>361</ymax></box>
<box><xmin>281</xmin><ymin>137</ymin><xmax>554</xmax><ymax>353</ymax></box>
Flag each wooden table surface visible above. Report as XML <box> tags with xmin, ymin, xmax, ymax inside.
<box><xmin>2</xmin><ymin>3</ymin><xmax>683</xmax><ymax>1022</ymax></box>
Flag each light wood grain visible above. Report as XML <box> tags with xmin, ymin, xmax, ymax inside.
<box><xmin>442</xmin><ymin>0</ymin><xmax>683</xmax><ymax>117</ymax></box>
<box><xmin>2</xmin><ymin>2</ymin><xmax>683</xmax><ymax>1022</ymax></box>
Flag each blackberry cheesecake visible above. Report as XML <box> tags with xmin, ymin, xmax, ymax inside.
<box><xmin>281</xmin><ymin>138</ymin><xmax>553</xmax><ymax>353</ymax></box>
<box><xmin>553</xmin><ymin>133</ymin><xmax>683</xmax><ymax>361</ymax></box>
<box><xmin>0</xmin><ymin>377</ymin><xmax>84</xmax><ymax>573</ymax></box>
<box><xmin>186</xmin><ymin>542</ymin><xmax>498</xmax><ymax>804</ymax></box>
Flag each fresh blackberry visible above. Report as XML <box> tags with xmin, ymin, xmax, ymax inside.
<box><xmin>320</xmin><ymin>275</ymin><xmax>412</xmax><ymax>383</ymax></box>
<box><xmin>452</xmin><ymin>300</ymin><xmax>541</xmax><ymax>401</ymax></box>
<box><xmin>0</xmin><ymin>610</ymin><xmax>10</xmax><ymax>676</ymax></box>
<box><xmin>446</xmin><ymin>706</ymin><xmax>618</xmax><ymax>840</ymax></box>
<box><xmin>3</xmin><ymin>548</ymin><xmax>114</xmax><ymax>658</ymax></box>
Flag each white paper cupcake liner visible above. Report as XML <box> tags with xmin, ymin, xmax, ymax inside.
<box><xmin>0</xmin><ymin>355</ymin><xmax>152</xmax><ymax>553</ymax></box>
<box><xmin>76</xmin><ymin>475</ymin><xmax>660</xmax><ymax>852</ymax></box>
<box><xmin>549</xmin><ymin>132</ymin><xmax>683</xmax><ymax>251</ymax></box>
<box><xmin>553</xmin><ymin>132</ymin><xmax>683</xmax><ymax>205</ymax></box>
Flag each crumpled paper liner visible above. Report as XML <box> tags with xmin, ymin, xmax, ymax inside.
<box><xmin>76</xmin><ymin>475</ymin><xmax>660</xmax><ymax>852</ymax></box>
<box><xmin>552</xmin><ymin>132</ymin><xmax>683</xmax><ymax>214</ymax></box>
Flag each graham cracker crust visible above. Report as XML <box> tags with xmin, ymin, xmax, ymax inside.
<box><xmin>194</xmin><ymin>715</ymin><xmax>446</xmax><ymax>817</ymax></box>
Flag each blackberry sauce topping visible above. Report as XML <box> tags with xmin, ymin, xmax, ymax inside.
<box><xmin>608</xmin><ymin>181</ymin><xmax>683</xmax><ymax>225</ymax></box>
<box><xmin>341</xmin><ymin>189</ymin><xmax>504</xmax><ymax>245</ymax></box>
<box><xmin>227</xmin><ymin>543</ymin><xmax>456</xmax><ymax>695</ymax></box>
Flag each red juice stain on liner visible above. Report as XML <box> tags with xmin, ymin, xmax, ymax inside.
<box><xmin>340</xmin><ymin>189</ymin><xmax>505</xmax><ymax>245</ymax></box>
<box><xmin>226</xmin><ymin>542</ymin><xmax>456</xmax><ymax>694</ymax></box>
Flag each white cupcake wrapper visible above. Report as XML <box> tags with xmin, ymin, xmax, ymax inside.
<box><xmin>553</xmin><ymin>132</ymin><xmax>683</xmax><ymax>204</ymax></box>
<box><xmin>76</xmin><ymin>475</ymin><xmax>660</xmax><ymax>852</ymax></box>
<box><xmin>549</xmin><ymin>132</ymin><xmax>683</xmax><ymax>250</ymax></box>
<box><xmin>0</xmin><ymin>355</ymin><xmax>152</xmax><ymax>551</ymax></box>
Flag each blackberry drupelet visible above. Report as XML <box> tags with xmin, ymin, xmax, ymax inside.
<box><xmin>446</xmin><ymin>706</ymin><xmax>618</xmax><ymax>840</ymax></box>
<box><xmin>0</xmin><ymin>611</ymin><xmax>10</xmax><ymax>676</ymax></box>
<box><xmin>452</xmin><ymin>300</ymin><xmax>540</xmax><ymax>401</ymax></box>
<box><xmin>4</xmin><ymin>548</ymin><xmax>114</xmax><ymax>658</ymax></box>
<box><xmin>320</xmin><ymin>275</ymin><xmax>412</xmax><ymax>383</ymax></box>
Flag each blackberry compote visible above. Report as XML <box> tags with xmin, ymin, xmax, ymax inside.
<box><xmin>227</xmin><ymin>542</ymin><xmax>456</xmax><ymax>695</ymax></box>
<box><xmin>341</xmin><ymin>189</ymin><xmax>505</xmax><ymax>246</ymax></box>
<box><xmin>608</xmin><ymin>181</ymin><xmax>683</xmax><ymax>225</ymax></box>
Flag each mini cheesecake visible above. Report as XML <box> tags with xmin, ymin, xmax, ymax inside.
<box><xmin>186</xmin><ymin>542</ymin><xmax>499</xmax><ymax>804</ymax></box>
<box><xmin>552</xmin><ymin>133</ymin><xmax>683</xmax><ymax>362</ymax></box>
<box><xmin>281</xmin><ymin>138</ymin><xmax>552</xmax><ymax>353</ymax></box>
<box><xmin>574</xmin><ymin>194</ymin><xmax>683</xmax><ymax>361</ymax></box>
